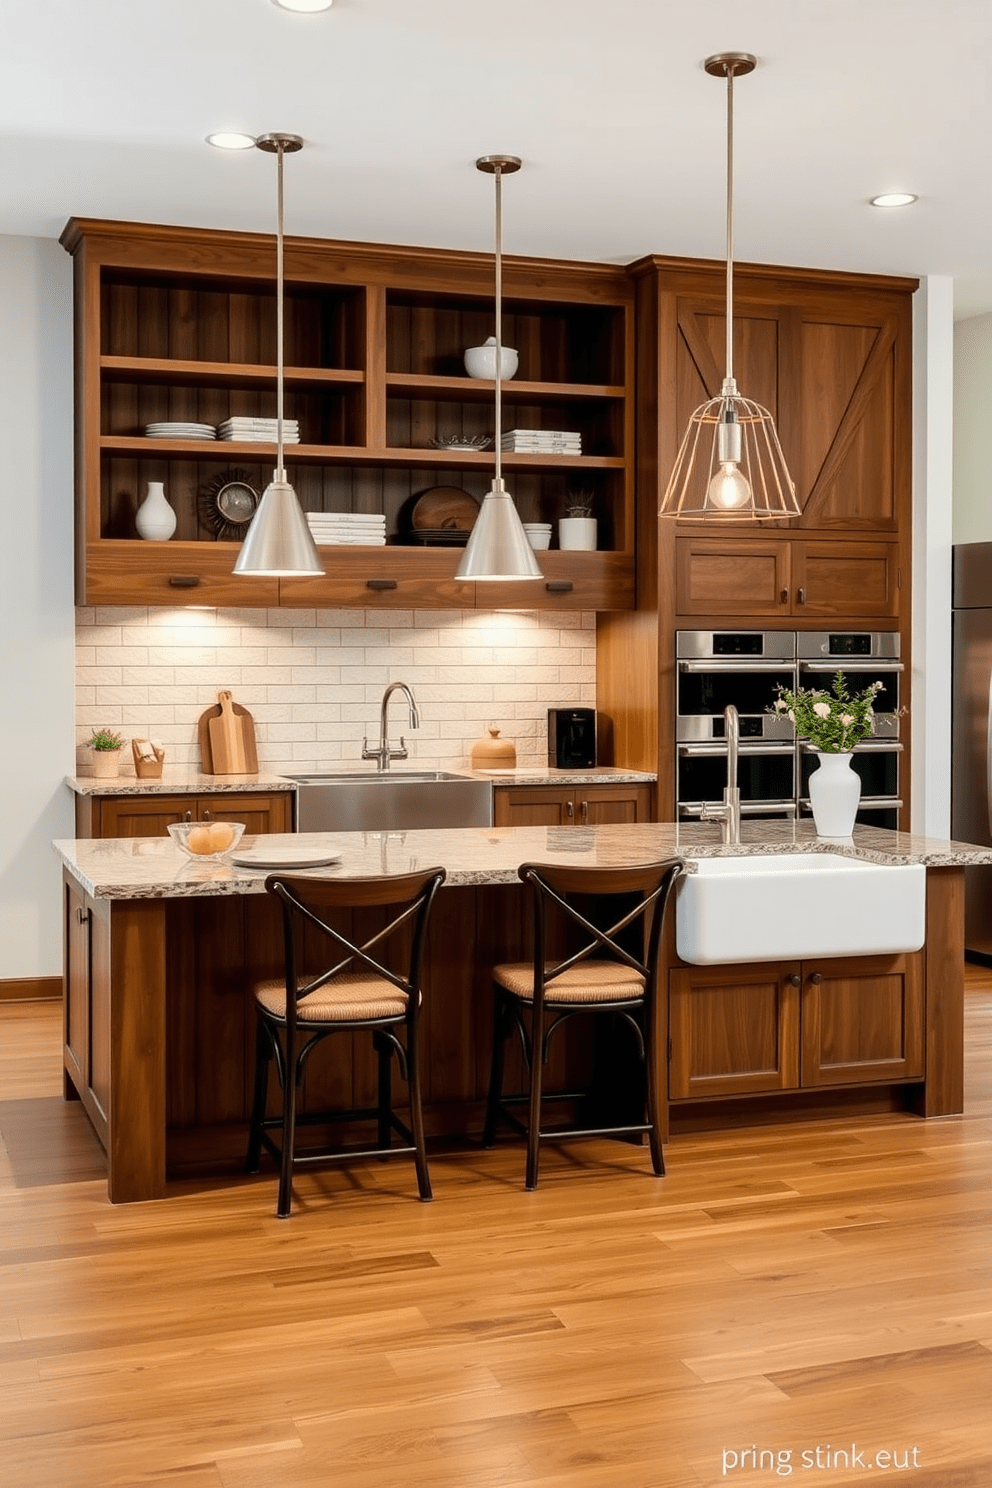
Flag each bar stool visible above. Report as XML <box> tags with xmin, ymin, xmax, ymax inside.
<box><xmin>483</xmin><ymin>859</ymin><xmax>684</xmax><ymax>1189</ymax></box>
<box><xmin>246</xmin><ymin>867</ymin><xmax>446</xmax><ymax>1217</ymax></box>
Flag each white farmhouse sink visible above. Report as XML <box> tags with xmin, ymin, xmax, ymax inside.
<box><xmin>675</xmin><ymin>852</ymin><xmax>926</xmax><ymax>965</ymax></box>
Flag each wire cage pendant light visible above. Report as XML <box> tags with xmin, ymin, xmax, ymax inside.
<box><xmin>661</xmin><ymin>53</ymin><xmax>800</xmax><ymax>522</ymax></box>
<box><xmin>234</xmin><ymin>133</ymin><xmax>324</xmax><ymax>576</ymax></box>
<box><xmin>456</xmin><ymin>156</ymin><xmax>542</xmax><ymax>582</ymax></box>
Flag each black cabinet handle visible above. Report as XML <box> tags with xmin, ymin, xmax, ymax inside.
<box><xmin>545</xmin><ymin>581</ymin><xmax>573</xmax><ymax>594</ymax></box>
<box><xmin>809</xmin><ymin>971</ymin><xmax>822</xmax><ymax>984</ymax></box>
<box><xmin>366</xmin><ymin>579</ymin><xmax>397</xmax><ymax>591</ymax></box>
<box><xmin>797</xmin><ymin>587</ymin><xmax>806</xmax><ymax>605</ymax></box>
<box><xmin>76</xmin><ymin>906</ymin><xmax>91</xmax><ymax>926</ymax></box>
<box><xmin>787</xmin><ymin>972</ymin><xmax>801</xmax><ymax>987</ymax></box>
<box><xmin>780</xmin><ymin>588</ymin><xmax>789</xmax><ymax>604</ymax></box>
<box><xmin>168</xmin><ymin>575</ymin><xmax>201</xmax><ymax>589</ymax></box>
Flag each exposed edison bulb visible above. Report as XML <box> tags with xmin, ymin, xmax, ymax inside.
<box><xmin>706</xmin><ymin>461</ymin><xmax>752</xmax><ymax>511</ymax></box>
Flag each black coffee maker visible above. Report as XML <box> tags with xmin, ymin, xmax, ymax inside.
<box><xmin>548</xmin><ymin>707</ymin><xmax>597</xmax><ymax>768</ymax></box>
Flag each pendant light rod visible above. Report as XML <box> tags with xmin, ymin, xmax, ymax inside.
<box><xmin>476</xmin><ymin>154</ymin><xmax>520</xmax><ymax>483</ymax></box>
<box><xmin>255</xmin><ymin>133</ymin><xmax>302</xmax><ymax>483</ymax></box>
<box><xmin>234</xmin><ymin>132</ymin><xmax>323</xmax><ymax>576</ymax></box>
<box><xmin>455</xmin><ymin>154</ymin><xmax>540</xmax><ymax>581</ymax></box>
<box><xmin>703</xmin><ymin>53</ymin><xmax>755</xmax><ymax>392</ymax></box>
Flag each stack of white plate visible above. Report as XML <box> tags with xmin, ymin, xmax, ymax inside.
<box><xmin>217</xmin><ymin>418</ymin><xmax>300</xmax><ymax>444</ymax></box>
<box><xmin>502</xmin><ymin>428</ymin><xmax>582</xmax><ymax>455</ymax></box>
<box><xmin>306</xmin><ymin>512</ymin><xmax>387</xmax><ymax>546</ymax></box>
<box><xmin>522</xmin><ymin>522</ymin><xmax>553</xmax><ymax>550</ymax></box>
<box><xmin>145</xmin><ymin>421</ymin><xmax>216</xmax><ymax>440</ymax></box>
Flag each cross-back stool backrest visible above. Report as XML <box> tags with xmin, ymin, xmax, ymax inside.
<box><xmin>518</xmin><ymin>859</ymin><xmax>685</xmax><ymax>1005</ymax></box>
<box><xmin>265</xmin><ymin>868</ymin><xmax>447</xmax><ymax>1029</ymax></box>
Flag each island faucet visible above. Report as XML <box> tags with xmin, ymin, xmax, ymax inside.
<box><xmin>700</xmin><ymin>703</ymin><xmax>742</xmax><ymax>846</ymax></box>
<box><xmin>362</xmin><ymin>681</ymin><xmax>421</xmax><ymax>772</ymax></box>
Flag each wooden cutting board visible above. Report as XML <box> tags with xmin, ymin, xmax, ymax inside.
<box><xmin>198</xmin><ymin>691</ymin><xmax>258</xmax><ymax>775</ymax></box>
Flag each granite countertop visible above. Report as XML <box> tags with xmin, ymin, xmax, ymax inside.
<box><xmin>66</xmin><ymin>764</ymin><xmax>656</xmax><ymax>796</ymax></box>
<box><xmin>52</xmin><ymin>819</ymin><xmax>992</xmax><ymax>902</ymax></box>
<box><xmin>67</xmin><ymin>769</ymin><xmax>296</xmax><ymax>797</ymax></box>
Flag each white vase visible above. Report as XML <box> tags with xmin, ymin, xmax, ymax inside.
<box><xmin>135</xmin><ymin>481</ymin><xmax>177</xmax><ymax>541</ymax></box>
<box><xmin>808</xmin><ymin>751</ymin><xmax>861</xmax><ymax>839</ymax></box>
<box><xmin>558</xmin><ymin>517</ymin><xmax>597</xmax><ymax>551</ymax></box>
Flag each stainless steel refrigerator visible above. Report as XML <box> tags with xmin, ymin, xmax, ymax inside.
<box><xmin>952</xmin><ymin>542</ymin><xmax>992</xmax><ymax>956</ymax></box>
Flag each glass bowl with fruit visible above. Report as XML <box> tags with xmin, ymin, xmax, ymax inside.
<box><xmin>167</xmin><ymin>820</ymin><xmax>246</xmax><ymax>860</ymax></box>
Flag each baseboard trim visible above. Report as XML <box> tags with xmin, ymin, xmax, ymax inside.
<box><xmin>0</xmin><ymin>976</ymin><xmax>62</xmax><ymax>1003</ymax></box>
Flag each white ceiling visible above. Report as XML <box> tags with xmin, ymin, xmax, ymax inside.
<box><xmin>3</xmin><ymin>0</ymin><xmax>991</xmax><ymax>317</ymax></box>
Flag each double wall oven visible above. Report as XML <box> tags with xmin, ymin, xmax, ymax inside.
<box><xmin>676</xmin><ymin>630</ymin><xmax>903</xmax><ymax>829</ymax></box>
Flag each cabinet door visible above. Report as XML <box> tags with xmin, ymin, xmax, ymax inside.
<box><xmin>675</xmin><ymin>537</ymin><xmax>792</xmax><ymax>618</ymax></box>
<box><xmin>669</xmin><ymin>963</ymin><xmax>801</xmax><ymax>1099</ymax></box>
<box><xmin>198</xmin><ymin>792</ymin><xmax>292</xmax><ymax>836</ymax></box>
<box><xmin>799</xmin><ymin>952</ymin><xmax>924</xmax><ymax>1086</ymax></box>
<box><xmin>493</xmin><ymin>787</ymin><xmax>575</xmax><ymax>828</ymax></box>
<box><xmin>96</xmin><ymin>795</ymin><xmax>193</xmax><ymax>838</ymax></box>
<box><xmin>62</xmin><ymin>877</ymin><xmax>111</xmax><ymax>1146</ymax></box>
<box><xmin>792</xmin><ymin>541</ymin><xmax>900</xmax><ymax>619</ymax></box>
<box><xmin>576</xmin><ymin>785</ymin><xmax>652</xmax><ymax>825</ymax></box>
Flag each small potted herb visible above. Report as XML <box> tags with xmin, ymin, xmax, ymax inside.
<box><xmin>86</xmin><ymin>727</ymin><xmax>126</xmax><ymax>779</ymax></box>
<box><xmin>559</xmin><ymin>490</ymin><xmax>597</xmax><ymax>551</ymax></box>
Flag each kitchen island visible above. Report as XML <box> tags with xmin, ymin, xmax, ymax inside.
<box><xmin>55</xmin><ymin>821</ymin><xmax>992</xmax><ymax>1203</ymax></box>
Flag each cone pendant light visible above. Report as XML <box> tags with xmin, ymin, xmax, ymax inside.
<box><xmin>661</xmin><ymin>54</ymin><xmax>800</xmax><ymax>522</ymax></box>
<box><xmin>456</xmin><ymin>156</ymin><xmax>542</xmax><ymax>582</ymax></box>
<box><xmin>234</xmin><ymin>133</ymin><xmax>324</xmax><ymax>576</ymax></box>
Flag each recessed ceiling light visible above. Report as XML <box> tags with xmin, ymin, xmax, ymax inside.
<box><xmin>206</xmin><ymin>132</ymin><xmax>257</xmax><ymax>151</ymax></box>
<box><xmin>271</xmin><ymin>0</ymin><xmax>333</xmax><ymax>11</ymax></box>
<box><xmin>869</xmin><ymin>192</ymin><xmax>918</xmax><ymax>208</ymax></box>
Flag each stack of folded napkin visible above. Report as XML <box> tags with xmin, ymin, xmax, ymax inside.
<box><xmin>217</xmin><ymin>417</ymin><xmax>300</xmax><ymax>444</ymax></box>
<box><xmin>306</xmin><ymin>512</ymin><xmax>387</xmax><ymax>546</ymax></box>
<box><xmin>500</xmin><ymin>428</ymin><xmax>582</xmax><ymax>454</ymax></box>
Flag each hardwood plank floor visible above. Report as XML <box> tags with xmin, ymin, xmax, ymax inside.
<box><xmin>1</xmin><ymin>971</ymin><xmax>990</xmax><ymax>1488</ymax></box>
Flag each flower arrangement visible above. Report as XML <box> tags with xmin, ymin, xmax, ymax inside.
<box><xmin>770</xmin><ymin>672</ymin><xmax>883</xmax><ymax>753</ymax></box>
<box><xmin>86</xmin><ymin>727</ymin><xmax>125</xmax><ymax>753</ymax></box>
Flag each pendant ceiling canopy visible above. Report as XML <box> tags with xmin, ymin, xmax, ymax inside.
<box><xmin>660</xmin><ymin>54</ymin><xmax>801</xmax><ymax>523</ymax></box>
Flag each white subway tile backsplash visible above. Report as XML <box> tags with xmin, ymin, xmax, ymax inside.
<box><xmin>76</xmin><ymin>606</ymin><xmax>596</xmax><ymax>771</ymax></box>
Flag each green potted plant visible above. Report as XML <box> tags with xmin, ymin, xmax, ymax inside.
<box><xmin>771</xmin><ymin>673</ymin><xmax>883</xmax><ymax>839</ymax></box>
<box><xmin>86</xmin><ymin>727</ymin><xmax>126</xmax><ymax>780</ymax></box>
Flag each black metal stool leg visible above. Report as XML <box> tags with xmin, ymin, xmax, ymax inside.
<box><xmin>525</xmin><ymin>1000</ymin><xmax>546</xmax><ymax>1191</ymax></box>
<box><xmin>276</xmin><ymin>1035</ymin><xmax>298</xmax><ymax>1219</ymax></box>
<box><xmin>406</xmin><ymin>1032</ymin><xmax>432</xmax><ymax>1201</ymax></box>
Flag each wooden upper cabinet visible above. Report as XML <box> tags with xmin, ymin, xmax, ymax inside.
<box><xmin>669</xmin><ymin>278</ymin><xmax>912</xmax><ymax>532</ymax></box>
<box><xmin>61</xmin><ymin>218</ymin><xmax>636</xmax><ymax>611</ymax></box>
<box><xmin>675</xmin><ymin>535</ymin><xmax>901</xmax><ymax>620</ymax></box>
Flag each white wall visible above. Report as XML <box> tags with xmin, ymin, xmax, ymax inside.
<box><xmin>953</xmin><ymin>311</ymin><xmax>992</xmax><ymax>546</ymax></box>
<box><xmin>0</xmin><ymin>236</ymin><xmax>75</xmax><ymax>980</ymax></box>
<box><xmin>911</xmin><ymin>277</ymin><xmax>955</xmax><ymax>839</ymax></box>
<box><xmin>75</xmin><ymin>605</ymin><xmax>597</xmax><ymax>775</ymax></box>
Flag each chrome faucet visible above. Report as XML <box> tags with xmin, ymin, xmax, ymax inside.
<box><xmin>362</xmin><ymin>682</ymin><xmax>421</xmax><ymax>771</ymax></box>
<box><xmin>700</xmin><ymin>704</ymin><xmax>742</xmax><ymax>846</ymax></box>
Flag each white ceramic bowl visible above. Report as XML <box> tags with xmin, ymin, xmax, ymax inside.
<box><xmin>525</xmin><ymin>530</ymin><xmax>552</xmax><ymax>550</ymax></box>
<box><xmin>167</xmin><ymin>820</ymin><xmax>246</xmax><ymax>860</ymax></box>
<box><xmin>464</xmin><ymin>341</ymin><xmax>518</xmax><ymax>380</ymax></box>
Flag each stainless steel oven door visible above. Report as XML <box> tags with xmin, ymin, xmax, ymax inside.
<box><xmin>796</xmin><ymin>631</ymin><xmax>902</xmax><ymax>737</ymax></box>
<box><xmin>678</xmin><ymin>741</ymin><xmax>797</xmax><ymax>819</ymax></box>
<box><xmin>799</xmin><ymin>740</ymin><xmax>902</xmax><ymax>828</ymax></box>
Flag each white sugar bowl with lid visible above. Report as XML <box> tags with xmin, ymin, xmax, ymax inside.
<box><xmin>464</xmin><ymin>336</ymin><xmax>518</xmax><ymax>380</ymax></box>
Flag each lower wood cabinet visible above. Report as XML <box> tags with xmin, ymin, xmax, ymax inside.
<box><xmin>669</xmin><ymin>951</ymin><xmax>924</xmax><ymax>1100</ymax></box>
<box><xmin>492</xmin><ymin>782</ymin><xmax>653</xmax><ymax>828</ymax></box>
<box><xmin>75</xmin><ymin>790</ymin><xmax>292</xmax><ymax>840</ymax></box>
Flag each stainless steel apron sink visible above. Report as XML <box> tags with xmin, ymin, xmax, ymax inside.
<box><xmin>288</xmin><ymin>771</ymin><xmax>493</xmax><ymax>832</ymax></box>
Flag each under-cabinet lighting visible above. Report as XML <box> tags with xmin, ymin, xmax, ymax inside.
<box><xmin>206</xmin><ymin>132</ymin><xmax>257</xmax><ymax>151</ymax></box>
<box><xmin>869</xmin><ymin>192</ymin><xmax>918</xmax><ymax>208</ymax></box>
